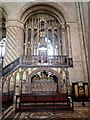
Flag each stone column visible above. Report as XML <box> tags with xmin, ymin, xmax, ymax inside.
<box><xmin>31</xmin><ymin>18</ymin><xmax>34</xmax><ymax>55</ymax></box>
<box><xmin>58</xmin><ymin>76</ymin><xmax>61</xmax><ymax>93</ymax></box>
<box><xmin>66</xmin><ymin>24</ymin><xmax>72</xmax><ymax>58</ymax></box>
<box><xmin>4</xmin><ymin>20</ymin><xmax>24</xmax><ymax>66</ymax></box>
<box><xmin>61</xmin><ymin>25</ymin><xmax>67</xmax><ymax>55</ymax></box>
<box><xmin>88</xmin><ymin>2</ymin><xmax>90</xmax><ymax>96</ymax></box>
<box><xmin>13</xmin><ymin>72</ymin><xmax>17</xmax><ymax>104</ymax></box>
<box><xmin>75</xmin><ymin>2</ymin><xmax>88</xmax><ymax>83</ymax></box>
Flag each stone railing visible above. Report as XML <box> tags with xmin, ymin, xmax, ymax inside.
<box><xmin>20</xmin><ymin>55</ymin><xmax>72</xmax><ymax>67</ymax></box>
<box><xmin>2</xmin><ymin>57</ymin><xmax>20</xmax><ymax>76</ymax></box>
<box><xmin>2</xmin><ymin>55</ymin><xmax>73</xmax><ymax>76</ymax></box>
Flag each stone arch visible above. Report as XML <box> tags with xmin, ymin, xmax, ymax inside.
<box><xmin>28</xmin><ymin>67</ymin><xmax>60</xmax><ymax>79</ymax></box>
<box><xmin>28</xmin><ymin>67</ymin><xmax>61</xmax><ymax>93</ymax></box>
<box><xmin>18</xmin><ymin>2</ymin><xmax>68</xmax><ymax>23</ymax></box>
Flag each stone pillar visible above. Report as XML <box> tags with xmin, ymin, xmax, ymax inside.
<box><xmin>25</xmin><ymin>70</ymin><xmax>29</xmax><ymax>94</ymax></box>
<box><xmin>25</xmin><ymin>24</ymin><xmax>28</xmax><ymax>55</ymax></box>
<box><xmin>66</xmin><ymin>24</ymin><xmax>72</xmax><ymax>58</ymax></box>
<box><xmin>88</xmin><ymin>2</ymin><xmax>90</xmax><ymax>96</ymax></box>
<box><xmin>58</xmin><ymin>76</ymin><xmax>61</xmax><ymax>93</ymax></box>
<box><xmin>19</xmin><ymin>71</ymin><xmax>23</xmax><ymax>94</ymax></box>
<box><xmin>69</xmin><ymin>22</ymin><xmax>84</xmax><ymax>83</ymax></box>
<box><xmin>13</xmin><ymin>72</ymin><xmax>17</xmax><ymax>104</ymax></box>
<box><xmin>29</xmin><ymin>78</ymin><xmax>31</xmax><ymax>93</ymax></box>
<box><xmin>61</xmin><ymin>25</ymin><xmax>67</xmax><ymax>55</ymax></box>
<box><xmin>75</xmin><ymin>2</ymin><xmax>88</xmax><ymax>83</ymax></box>
<box><xmin>4</xmin><ymin>20</ymin><xmax>24</xmax><ymax>66</ymax></box>
<box><xmin>31</xmin><ymin>18</ymin><xmax>34</xmax><ymax>55</ymax></box>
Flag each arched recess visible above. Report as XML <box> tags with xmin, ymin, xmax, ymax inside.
<box><xmin>18</xmin><ymin>2</ymin><xmax>70</xmax><ymax>57</ymax></box>
<box><xmin>17</xmin><ymin>2</ymin><xmax>70</xmax><ymax>94</ymax></box>
<box><xmin>27</xmin><ymin>67</ymin><xmax>61</xmax><ymax>93</ymax></box>
<box><xmin>19</xmin><ymin>2</ymin><xmax>68</xmax><ymax>23</ymax></box>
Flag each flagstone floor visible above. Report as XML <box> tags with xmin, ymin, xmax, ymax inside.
<box><xmin>1</xmin><ymin>104</ymin><xmax>90</xmax><ymax>120</ymax></box>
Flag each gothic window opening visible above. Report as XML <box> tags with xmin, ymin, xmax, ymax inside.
<box><xmin>24</xmin><ymin>13</ymin><xmax>67</xmax><ymax>57</ymax></box>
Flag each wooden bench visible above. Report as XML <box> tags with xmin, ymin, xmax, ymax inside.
<box><xmin>15</xmin><ymin>93</ymin><xmax>74</xmax><ymax>112</ymax></box>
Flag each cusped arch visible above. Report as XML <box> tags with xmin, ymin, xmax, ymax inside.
<box><xmin>28</xmin><ymin>67</ymin><xmax>60</xmax><ymax>80</ymax></box>
<box><xmin>18</xmin><ymin>2</ymin><xmax>68</xmax><ymax>24</ymax></box>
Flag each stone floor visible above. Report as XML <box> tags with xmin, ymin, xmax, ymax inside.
<box><xmin>1</xmin><ymin>103</ymin><xmax>90</xmax><ymax>120</ymax></box>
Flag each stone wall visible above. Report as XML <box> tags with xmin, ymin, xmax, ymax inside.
<box><xmin>1</xmin><ymin>2</ymin><xmax>88</xmax><ymax>84</ymax></box>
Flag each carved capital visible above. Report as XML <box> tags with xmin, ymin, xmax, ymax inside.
<box><xmin>6</xmin><ymin>20</ymin><xmax>24</xmax><ymax>30</ymax></box>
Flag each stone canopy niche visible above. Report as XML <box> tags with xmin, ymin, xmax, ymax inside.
<box><xmin>31</xmin><ymin>71</ymin><xmax>58</xmax><ymax>94</ymax></box>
